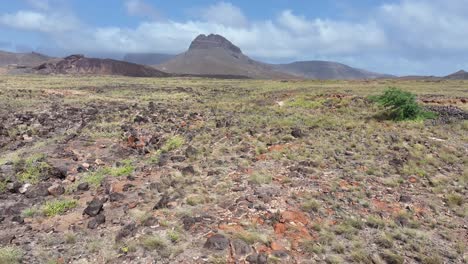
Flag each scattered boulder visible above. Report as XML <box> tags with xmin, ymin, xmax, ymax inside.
<box><xmin>88</xmin><ymin>214</ymin><xmax>106</xmax><ymax>229</ymax></box>
<box><xmin>142</xmin><ymin>216</ymin><xmax>158</xmax><ymax>227</ymax></box>
<box><xmin>6</xmin><ymin>181</ymin><xmax>22</xmax><ymax>193</ymax></box>
<box><xmin>11</xmin><ymin>215</ymin><xmax>24</xmax><ymax>224</ymax></box>
<box><xmin>109</xmin><ymin>192</ymin><xmax>125</xmax><ymax>202</ymax></box>
<box><xmin>47</xmin><ymin>183</ymin><xmax>65</xmax><ymax>196</ymax></box>
<box><xmin>203</xmin><ymin>234</ymin><xmax>229</xmax><ymax>251</ymax></box>
<box><xmin>25</xmin><ymin>183</ymin><xmax>51</xmax><ymax>198</ymax></box>
<box><xmin>153</xmin><ymin>194</ymin><xmax>171</xmax><ymax>210</ymax></box>
<box><xmin>77</xmin><ymin>182</ymin><xmax>89</xmax><ymax>191</ymax></box>
<box><xmin>246</xmin><ymin>253</ymin><xmax>268</xmax><ymax>264</ymax></box>
<box><xmin>181</xmin><ymin>165</ymin><xmax>195</xmax><ymax>175</ymax></box>
<box><xmin>232</xmin><ymin>239</ymin><xmax>251</xmax><ymax>256</ymax></box>
<box><xmin>115</xmin><ymin>222</ymin><xmax>137</xmax><ymax>241</ymax></box>
<box><xmin>291</xmin><ymin>128</ymin><xmax>305</xmax><ymax>138</ymax></box>
<box><xmin>83</xmin><ymin>198</ymin><xmax>104</xmax><ymax>217</ymax></box>
<box><xmin>19</xmin><ymin>183</ymin><xmax>31</xmax><ymax>194</ymax></box>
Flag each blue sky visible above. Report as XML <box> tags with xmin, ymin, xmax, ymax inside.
<box><xmin>1</xmin><ymin>0</ymin><xmax>468</xmax><ymax>76</ymax></box>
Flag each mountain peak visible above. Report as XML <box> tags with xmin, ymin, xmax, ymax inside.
<box><xmin>189</xmin><ymin>34</ymin><xmax>242</xmax><ymax>54</ymax></box>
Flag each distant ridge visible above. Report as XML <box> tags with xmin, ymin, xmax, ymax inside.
<box><xmin>444</xmin><ymin>70</ymin><xmax>468</xmax><ymax>80</ymax></box>
<box><xmin>157</xmin><ymin>34</ymin><xmax>392</xmax><ymax>80</ymax></box>
<box><xmin>274</xmin><ymin>61</ymin><xmax>393</xmax><ymax>80</ymax></box>
<box><xmin>35</xmin><ymin>54</ymin><xmax>170</xmax><ymax>77</ymax></box>
<box><xmin>0</xmin><ymin>50</ymin><xmax>51</xmax><ymax>67</ymax></box>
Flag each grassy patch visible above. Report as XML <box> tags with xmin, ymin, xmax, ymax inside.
<box><xmin>42</xmin><ymin>199</ymin><xmax>78</xmax><ymax>217</ymax></box>
<box><xmin>0</xmin><ymin>246</ymin><xmax>22</xmax><ymax>264</ymax></box>
<box><xmin>248</xmin><ymin>172</ymin><xmax>272</xmax><ymax>185</ymax></box>
<box><xmin>16</xmin><ymin>153</ymin><xmax>50</xmax><ymax>184</ymax></box>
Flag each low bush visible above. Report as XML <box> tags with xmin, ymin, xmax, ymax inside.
<box><xmin>371</xmin><ymin>88</ymin><xmax>436</xmax><ymax>121</ymax></box>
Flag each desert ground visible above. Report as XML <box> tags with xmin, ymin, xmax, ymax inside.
<box><xmin>0</xmin><ymin>76</ymin><xmax>466</xmax><ymax>263</ymax></box>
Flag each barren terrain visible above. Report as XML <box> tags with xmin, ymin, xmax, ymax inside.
<box><xmin>0</xmin><ymin>76</ymin><xmax>466</xmax><ymax>264</ymax></box>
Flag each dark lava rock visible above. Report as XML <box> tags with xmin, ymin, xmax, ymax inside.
<box><xmin>77</xmin><ymin>182</ymin><xmax>89</xmax><ymax>191</ymax></box>
<box><xmin>203</xmin><ymin>234</ymin><xmax>229</xmax><ymax>251</ymax></box>
<box><xmin>6</xmin><ymin>181</ymin><xmax>22</xmax><ymax>193</ymax></box>
<box><xmin>158</xmin><ymin>153</ymin><xmax>169</xmax><ymax>166</ymax></box>
<box><xmin>232</xmin><ymin>239</ymin><xmax>251</xmax><ymax>256</ymax></box>
<box><xmin>185</xmin><ymin>146</ymin><xmax>198</xmax><ymax>158</ymax></box>
<box><xmin>25</xmin><ymin>183</ymin><xmax>51</xmax><ymax>198</ymax></box>
<box><xmin>153</xmin><ymin>194</ymin><xmax>170</xmax><ymax>210</ymax></box>
<box><xmin>399</xmin><ymin>195</ymin><xmax>412</xmax><ymax>203</ymax></box>
<box><xmin>182</xmin><ymin>215</ymin><xmax>202</xmax><ymax>231</ymax></box>
<box><xmin>88</xmin><ymin>214</ymin><xmax>106</xmax><ymax>229</ymax></box>
<box><xmin>109</xmin><ymin>192</ymin><xmax>125</xmax><ymax>202</ymax></box>
<box><xmin>49</xmin><ymin>165</ymin><xmax>67</xmax><ymax>179</ymax></box>
<box><xmin>247</xmin><ymin>253</ymin><xmax>268</xmax><ymax>264</ymax></box>
<box><xmin>271</xmin><ymin>250</ymin><xmax>289</xmax><ymax>259</ymax></box>
<box><xmin>170</xmin><ymin>155</ymin><xmax>186</xmax><ymax>162</ymax></box>
<box><xmin>11</xmin><ymin>215</ymin><xmax>24</xmax><ymax>224</ymax></box>
<box><xmin>181</xmin><ymin>165</ymin><xmax>195</xmax><ymax>175</ymax></box>
<box><xmin>291</xmin><ymin>128</ymin><xmax>305</xmax><ymax>138</ymax></box>
<box><xmin>115</xmin><ymin>222</ymin><xmax>137</xmax><ymax>241</ymax></box>
<box><xmin>83</xmin><ymin>198</ymin><xmax>104</xmax><ymax>217</ymax></box>
<box><xmin>149</xmin><ymin>182</ymin><xmax>162</xmax><ymax>193</ymax></box>
<box><xmin>142</xmin><ymin>216</ymin><xmax>158</xmax><ymax>227</ymax></box>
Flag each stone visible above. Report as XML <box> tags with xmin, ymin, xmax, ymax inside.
<box><xmin>115</xmin><ymin>222</ymin><xmax>136</xmax><ymax>241</ymax></box>
<box><xmin>185</xmin><ymin>146</ymin><xmax>198</xmax><ymax>158</ymax></box>
<box><xmin>6</xmin><ymin>181</ymin><xmax>22</xmax><ymax>193</ymax></box>
<box><xmin>142</xmin><ymin>216</ymin><xmax>158</xmax><ymax>227</ymax></box>
<box><xmin>87</xmin><ymin>214</ymin><xmax>106</xmax><ymax>229</ymax></box>
<box><xmin>232</xmin><ymin>239</ymin><xmax>251</xmax><ymax>256</ymax></box>
<box><xmin>203</xmin><ymin>234</ymin><xmax>229</xmax><ymax>251</ymax></box>
<box><xmin>109</xmin><ymin>192</ymin><xmax>125</xmax><ymax>202</ymax></box>
<box><xmin>153</xmin><ymin>194</ymin><xmax>170</xmax><ymax>210</ymax></box>
<box><xmin>19</xmin><ymin>183</ymin><xmax>31</xmax><ymax>194</ymax></box>
<box><xmin>25</xmin><ymin>183</ymin><xmax>51</xmax><ymax>198</ymax></box>
<box><xmin>48</xmin><ymin>184</ymin><xmax>65</xmax><ymax>196</ymax></box>
<box><xmin>291</xmin><ymin>128</ymin><xmax>305</xmax><ymax>138</ymax></box>
<box><xmin>77</xmin><ymin>182</ymin><xmax>89</xmax><ymax>191</ymax></box>
<box><xmin>83</xmin><ymin>198</ymin><xmax>104</xmax><ymax>217</ymax></box>
<box><xmin>181</xmin><ymin>165</ymin><xmax>195</xmax><ymax>175</ymax></box>
<box><xmin>11</xmin><ymin>215</ymin><xmax>24</xmax><ymax>224</ymax></box>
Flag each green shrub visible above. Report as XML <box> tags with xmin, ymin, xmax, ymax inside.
<box><xmin>0</xmin><ymin>246</ymin><xmax>22</xmax><ymax>264</ymax></box>
<box><xmin>42</xmin><ymin>199</ymin><xmax>78</xmax><ymax>217</ymax></box>
<box><xmin>371</xmin><ymin>88</ymin><xmax>435</xmax><ymax>121</ymax></box>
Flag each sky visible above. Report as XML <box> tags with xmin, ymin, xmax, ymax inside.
<box><xmin>0</xmin><ymin>0</ymin><xmax>467</xmax><ymax>76</ymax></box>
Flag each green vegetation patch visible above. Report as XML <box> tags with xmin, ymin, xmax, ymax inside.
<box><xmin>370</xmin><ymin>88</ymin><xmax>436</xmax><ymax>121</ymax></box>
<box><xmin>42</xmin><ymin>199</ymin><xmax>78</xmax><ymax>217</ymax></box>
<box><xmin>0</xmin><ymin>246</ymin><xmax>23</xmax><ymax>264</ymax></box>
<box><xmin>16</xmin><ymin>153</ymin><xmax>50</xmax><ymax>184</ymax></box>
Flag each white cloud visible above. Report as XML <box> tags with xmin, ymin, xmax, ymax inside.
<box><xmin>200</xmin><ymin>2</ymin><xmax>248</xmax><ymax>28</ymax></box>
<box><xmin>0</xmin><ymin>10</ymin><xmax>79</xmax><ymax>33</ymax></box>
<box><xmin>125</xmin><ymin>0</ymin><xmax>161</xmax><ymax>20</ymax></box>
<box><xmin>25</xmin><ymin>0</ymin><xmax>50</xmax><ymax>10</ymax></box>
<box><xmin>1</xmin><ymin>0</ymin><xmax>468</xmax><ymax>75</ymax></box>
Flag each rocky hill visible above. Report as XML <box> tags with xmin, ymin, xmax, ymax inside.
<box><xmin>35</xmin><ymin>55</ymin><xmax>170</xmax><ymax>77</ymax></box>
<box><xmin>157</xmin><ymin>34</ymin><xmax>294</xmax><ymax>79</ymax></box>
<box><xmin>0</xmin><ymin>51</ymin><xmax>51</xmax><ymax>67</ymax></box>
<box><xmin>444</xmin><ymin>70</ymin><xmax>468</xmax><ymax>80</ymax></box>
<box><xmin>275</xmin><ymin>61</ymin><xmax>393</xmax><ymax>80</ymax></box>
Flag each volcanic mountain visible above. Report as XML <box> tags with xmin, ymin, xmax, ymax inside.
<box><xmin>157</xmin><ymin>34</ymin><xmax>294</xmax><ymax>79</ymax></box>
<box><xmin>35</xmin><ymin>54</ymin><xmax>170</xmax><ymax>77</ymax></box>
<box><xmin>444</xmin><ymin>70</ymin><xmax>468</xmax><ymax>80</ymax></box>
<box><xmin>274</xmin><ymin>61</ymin><xmax>394</xmax><ymax>80</ymax></box>
<box><xmin>0</xmin><ymin>51</ymin><xmax>51</xmax><ymax>67</ymax></box>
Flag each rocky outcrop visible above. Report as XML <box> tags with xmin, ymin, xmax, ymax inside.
<box><xmin>35</xmin><ymin>55</ymin><xmax>171</xmax><ymax>77</ymax></box>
